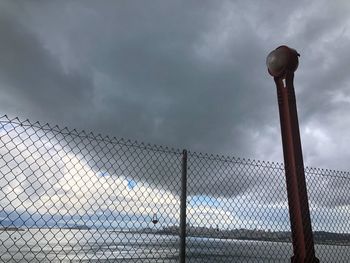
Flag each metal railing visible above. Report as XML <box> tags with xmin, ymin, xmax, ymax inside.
<box><xmin>0</xmin><ymin>115</ymin><xmax>349</xmax><ymax>262</ymax></box>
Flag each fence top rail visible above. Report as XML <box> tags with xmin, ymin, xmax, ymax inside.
<box><xmin>188</xmin><ymin>150</ymin><xmax>285</xmax><ymax>169</ymax></box>
<box><xmin>304</xmin><ymin>166</ymin><xmax>350</xmax><ymax>179</ymax></box>
<box><xmin>0</xmin><ymin>114</ymin><xmax>182</xmax><ymax>155</ymax></box>
<box><xmin>1</xmin><ymin>114</ymin><xmax>350</xmax><ymax>179</ymax></box>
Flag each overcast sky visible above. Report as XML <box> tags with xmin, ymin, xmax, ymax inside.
<box><xmin>1</xmin><ymin>0</ymin><xmax>350</xmax><ymax>170</ymax></box>
<box><xmin>2</xmin><ymin>1</ymin><xmax>350</xmax><ymax>237</ymax></box>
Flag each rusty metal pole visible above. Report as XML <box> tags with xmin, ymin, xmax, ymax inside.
<box><xmin>267</xmin><ymin>46</ymin><xmax>319</xmax><ymax>263</ymax></box>
<box><xmin>275</xmin><ymin>76</ymin><xmax>305</xmax><ymax>261</ymax></box>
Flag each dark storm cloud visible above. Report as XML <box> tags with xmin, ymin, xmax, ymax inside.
<box><xmin>0</xmin><ymin>9</ymin><xmax>94</xmax><ymax>125</ymax></box>
<box><xmin>1</xmin><ymin>0</ymin><xmax>350</xmax><ymax>202</ymax></box>
<box><xmin>0</xmin><ymin>0</ymin><xmax>277</xmax><ymax>158</ymax></box>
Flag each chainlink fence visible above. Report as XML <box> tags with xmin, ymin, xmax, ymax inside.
<box><xmin>0</xmin><ymin>115</ymin><xmax>349</xmax><ymax>262</ymax></box>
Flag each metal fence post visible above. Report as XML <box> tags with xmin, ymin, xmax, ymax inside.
<box><xmin>179</xmin><ymin>149</ymin><xmax>188</xmax><ymax>263</ymax></box>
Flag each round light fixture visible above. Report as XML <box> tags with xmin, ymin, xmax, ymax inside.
<box><xmin>266</xmin><ymin>45</ymin><xmax>300</xmax><ymax>77</ymax></box>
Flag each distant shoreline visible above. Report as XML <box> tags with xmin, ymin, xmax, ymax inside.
<box><xmin>0</xmin><ymin>226</ymin><xmax>91</xmax><ymax>231</ymax></box>
<box><xmin>153</xmin><ymin>231</ymin><xmax>350</xmax><ymax>247</ymax></box>
<box><xmin>1</xmin><ymin>227</ymin><xmax>349</xmax><ymax>246</ymax></box>
<box><xmin>109</xmin><ymin>228</ymin><xmax>350</xmax><ymax>247</ymax></box>
<box><xmin>0</xmin><ymin>227</ymin><xmax>25</xmax><ymax>232</ymax></box>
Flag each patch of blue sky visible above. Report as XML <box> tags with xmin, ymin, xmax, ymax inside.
<box><xmin>127</xmin><ymin>179</ymin><xmax>137</xmax><ymax>190</ymax></box>
<box><xmin>189</xmin><ymin>195</ymin><xmax>220</xmax><ymax>207</ymax></box>
<box><xmin>97</xmin><ymin>170</ymin><xmax>110</xmax><ymax>177</ymax></box>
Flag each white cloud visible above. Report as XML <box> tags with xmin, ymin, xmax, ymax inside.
<box><xmin>0</xmin><ymin>126</ymin><xmax>180</xmax><ymax>226</ymax></box>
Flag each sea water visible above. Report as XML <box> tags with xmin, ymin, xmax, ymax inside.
<box><xmin>0</xmin><ymin>229</ymin><xmax>349</xmax><ymax>262</ymax></box>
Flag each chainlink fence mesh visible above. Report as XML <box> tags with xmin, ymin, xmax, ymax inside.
<box><xmin>0</xmin><ymin>115</ymin><xmax>349</xmax><ymax>262</ymax></box>
<box><xmin>186</xmin><ymin>153</ymin><xmax>292</xmax><ymax>262</ymax></box>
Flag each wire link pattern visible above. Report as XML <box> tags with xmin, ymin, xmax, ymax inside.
<box><xmin>0</xmin><ymin>115</ymin><xmax>349</xmax><ymax>262</ymax></box>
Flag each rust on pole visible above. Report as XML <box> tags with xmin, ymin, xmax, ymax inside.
<box><xmin>267</xmin><ymin>46</ymin><xmax>319</xmax><ymax>263</ymax></box>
